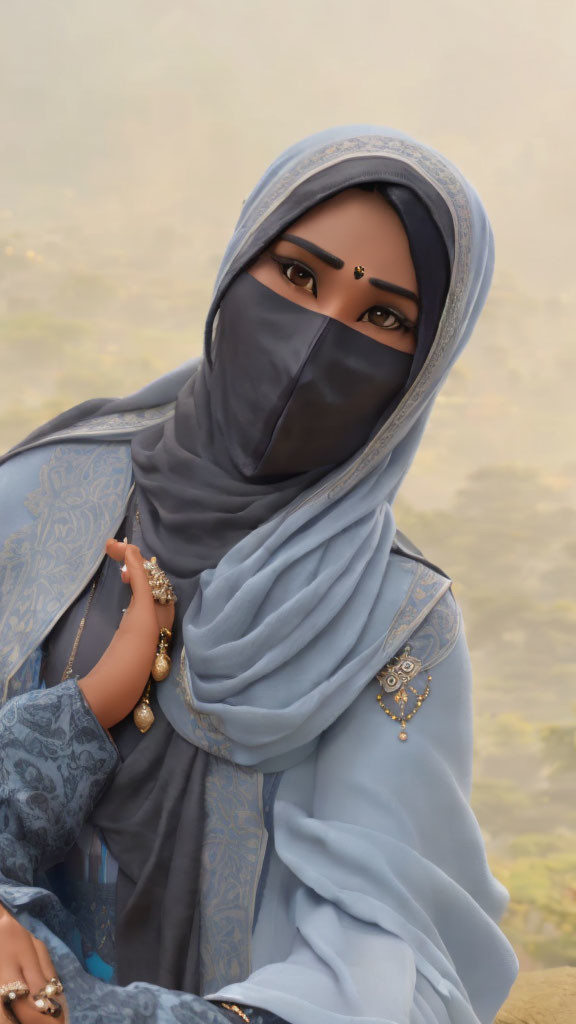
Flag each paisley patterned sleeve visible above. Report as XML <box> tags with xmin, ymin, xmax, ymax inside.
<box><xmin>0</xmin><ymin>680</ymin><xmax>119</xmax><ymax>883</ymax></box>
<box><xmin>0</xmin><ymin>680</ymin><xmax>287</xmax><ymax>1023</ymax></box>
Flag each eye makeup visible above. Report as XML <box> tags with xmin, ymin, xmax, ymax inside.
<box><xmin>271</xmin><ymin>254</ymin><xmax>417</xmax><ymax>336</ymax></box>
<box><xmin>278</xmin><ymin>234</ymin><xmax>419</xmax><ymax>309</ymax></box>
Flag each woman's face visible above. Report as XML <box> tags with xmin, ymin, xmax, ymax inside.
<box><xmin>248</xmin><ymin>187</ymin><xmax>419</xmax><ymax>355</ymax></box>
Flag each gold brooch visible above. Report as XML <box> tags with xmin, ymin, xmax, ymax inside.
<box><xmin>376</xmin><ymin>644</ymin><xmax>431</xmax><ymax>741</ymax></box>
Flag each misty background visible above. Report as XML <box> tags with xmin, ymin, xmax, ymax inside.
<box><xmin>1</xmin><ymin>0</ymin><xmax>575</xmax><ymax>970</ymax></box>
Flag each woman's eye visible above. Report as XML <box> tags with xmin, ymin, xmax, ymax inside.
<box><xmin>275</xmin><ymin>259</ymin><xmax>316</xmax><ymax>295</ymax></box>
<box><xmin>360</xmin><ymin>306</ymin><xmax>412</xmax><ymax>334</ymax></box>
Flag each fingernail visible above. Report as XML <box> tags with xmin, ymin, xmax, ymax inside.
<box><xmin>121</xmin><ymin>564</ymin><xmax>128</xmax><ymax>574</ymax></box>
<box><xmin>122</xmin><ymin>536</ymin><xmax>128</xmax><ymax>544</ymax></box>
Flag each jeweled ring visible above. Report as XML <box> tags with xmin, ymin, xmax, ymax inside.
<box><xmin>37</xmin><ymin>977</ymin><xmax>64</xmax><ymax>998</ymax></box>
<box><xmin>32</xmin><ymin>994</ymin><xmax>63</xmax><ymax>1017</ymax></box>
<box><xmin>143</xmin><ymin>556</ymin><xmax>177</xmax><ymax>605</ymax></box>
<box><xmin>0</xmin><ymin>979</ymin><xmax>30</xmax><ymax>1004</ymax></box>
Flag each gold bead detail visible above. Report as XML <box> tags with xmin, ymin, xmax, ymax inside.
<box><xmin>152</xmin><ymin>627</ymin><xmax>172</xmax><ymax>682</ymax></box>
<box><xmin>133</xmin><ymin>701</ymin><xmax>155</xmax><ymax>733</ymax></box>
<box><xmin>43</xmin><ymin>980</ymin><xmax>64</xmax><ymax>998</ymax></box>
<box><xmin>376</xmin><ymin>671</ymin><xmax>431</xmax><ymax>740</ymax></box>
<box><xmin>152</xmin><ymin>653</ymin><xmax>171</xmax><ymax>682</ymax></box>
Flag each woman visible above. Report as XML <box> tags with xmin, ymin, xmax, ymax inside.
<box><xmin>0</xmin><ymin>124</ymin><xmax>519</xmax><ymax>1024</ymax></box>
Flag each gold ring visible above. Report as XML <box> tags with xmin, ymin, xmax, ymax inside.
<box><xmin>32</xmin><ymin>994</ymin><xmax>63</xmax><ymax>1017</ymax></box>
<box><xmin>37</xmin><ymin>978</ymin><xmax>64</xmax><ymax>998</ymax></box>
<box><xmin>143</xmin><ymin>556</ymin><xmax>177</xmax><ymax>604</ymax></box>
<box><xmin>0</xmin><ymin>979</ymin><xmax>30</xmax><ymax>1003</ymax></box>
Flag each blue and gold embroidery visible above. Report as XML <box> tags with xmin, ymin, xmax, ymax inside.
<box><xmin>384</xmin><ymin>560</ymin><xmax>452</xmax><ymax>656</ymax></box>
<box><xmin>199</xmin><ymin>757</ymin><xmax>267</xmax><ymax>995</ymax></box>
<box><xmin>175</xmin><ymin>646</ymin><xmax>234</xmax><ymax>760</ymax></box>
<box><xmin>36</xmin><ymin>402</ymin><xmax>175</xmax><ymax>444</ymax></box>
<box><xmin>174</xmin><ymin>648</ymin><xmax>267</xmax><ymax>995</ymax></box>
<box><xmin>375</xmin><ymin>587</ymin><xmax>461</xmax><ymax>742</ymax></box>
<box><xmin>0</xmin><ymin>443</ymin><xmax>133</xmax><ymax>700</ymax></box>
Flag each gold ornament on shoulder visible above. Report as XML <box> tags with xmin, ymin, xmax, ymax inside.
<box><xmin>375</xmin><ymin>644</ymin><xmax>431</xmax><ymax>741</ymax></box>
<box><xmin>376</xmin><ymin>647</ymin><xmax>423</xmax><ymax>693</ymax></box>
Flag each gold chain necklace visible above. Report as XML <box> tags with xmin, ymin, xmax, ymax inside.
<box><xmin>60</xmin><ymin>502</ymin><xmax>140</xmax><ymax>683</ymax></box>
<box><xmin>60</xmin><ymin>574</ymin><xmax>100</xmax><ymax>682</ymax></box>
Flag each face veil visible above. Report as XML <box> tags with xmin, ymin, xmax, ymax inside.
<box><xmin>203</xmin><ymin>178</ymin><xmax>450</xmax><ymax>481</ymax></box>
<box><xmin>206</xmin><ymin>273</ymin><xmax>413</xmax><ymax>479</ymax></box>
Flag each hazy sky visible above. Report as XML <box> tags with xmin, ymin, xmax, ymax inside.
<box><xmin>0</xmin><ymin>0</ymin><xmax>574</xmax><ymax>294</ymax></box>
<box><xmin>1</xmin><ymin>0</ymin><xmax>574</xmax><ymax>510</ymax></box>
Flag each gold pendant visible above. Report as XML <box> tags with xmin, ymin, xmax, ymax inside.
<box><xmin>133</xmin><ymin>629</ymin><xmax>173</xmax><ymax>732</ymax></box>
<box><xmin>152</xmin><ymin>652</ymin><xmax>171</xmax><ymax>682</ymax></box>
<box><xmin>133</xmin><ymin>681</ymin><xmax>154</xmax><ymax>733</ymax></box>
<box><xmin>152</xmin><ymin>627</ymin><xmax>172</xmax><ymax>682</ymax></box>
<box><xmin>133</xmin><ymin>701</ymin><xmax>155</xmax><ymax>733</ymax></box>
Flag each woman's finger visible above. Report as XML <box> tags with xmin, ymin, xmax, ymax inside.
<box><xmin>104</xmin><ymin>537</ymin><xmax>174</xmax><ymax>636</ymax></box>
<box><xmin>111</xmin><ymin>543</ymin><xmax>175</xmax><ymax>636</ymax></box>
<box><xmin>105</xmin><ymin>540</ymin><xmax>155</xmax><ymax>604</ymax></box>
<box><xmin>2</xmin><ymin>942</ymin><xmax>57</xmax><ymax>1023</ymax></box>
<box><xmin>105</xmin><ymin>537</ymin><xmax>130</xmax><ymax>586</ymax></box>
<box><xmin>19</xmin><ymin>948</ymin><xmax>55</xmax><ymax>1022</ymax></box>
<box><xmin>105</xmin><ymin>537</ymin><xmax>128</xmax><ymax>565</ymax></box>
<box><xmin>0</xmin><ymin>965</ymin><xmax>29</xmax><ymax>1023</ymax></box>
<box><xmin>105</xmin><ymin>538</ymin><xmax>145</xmax><ymax>591</ymax></box>
<box><xmin>122</xmin><ymin>544</ymin><xmax>157</xmax><ymax>605</ymax></box>
<box><xmin>30</xmin><ymin>936</ymin><xmax>58</xmax><ymax>983</ymax></box>
<box><xmin>30</xmin><ymin>938</ymin><xmax>68</xmax><ymax>1022</ymax></box>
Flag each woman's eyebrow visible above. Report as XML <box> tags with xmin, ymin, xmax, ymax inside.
<box><xmin>279</xmin><ymin>234</ymin><xmax>344</xmax><ymax>269</ymax></box>
<box><xmin>278</xmin><ymin>234</ymin><xmax>419</xmax><ymax>306</ymax></box>
<box><xmin>368</xmin><ymin>278</ymin><xmax>419</xmax><ymax>306</ymax></box>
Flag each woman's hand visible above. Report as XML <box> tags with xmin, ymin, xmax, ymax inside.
<box><xmin>77</xmin><ymin>541</ymin><xmax>175</xmax><ymax>730</ymax></box>
<box><xmin>0</xmin><ymin>905</ymin><xmax>68</xmax><ymax>1022</ymax></box>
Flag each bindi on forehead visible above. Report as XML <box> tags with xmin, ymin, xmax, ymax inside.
<box><xmin>277</xmin><ymin>233</ymin><xmax>419</xmax><ymax>307</ymax></box>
